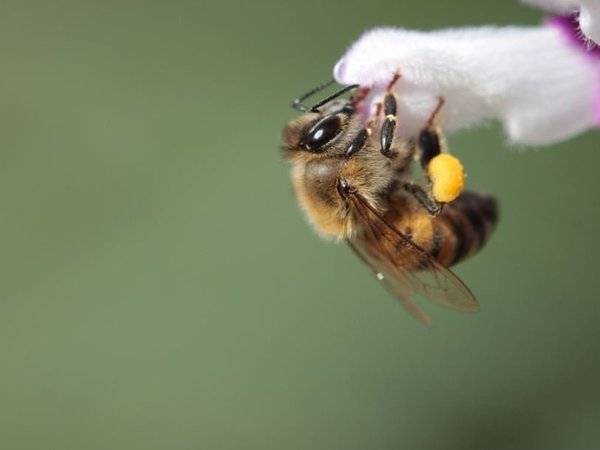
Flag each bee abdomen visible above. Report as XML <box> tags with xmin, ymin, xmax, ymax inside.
<box><xmin>433</xmin><ymin>191</ymin><xmax>499</xmax><ymax>267</ymax></box>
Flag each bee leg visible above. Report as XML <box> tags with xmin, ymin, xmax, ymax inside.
<box><xmin>380</xmin><ymin>93</ymin><xmax>397</xmax><ymax>158</ymax></box>
<box><xmin>379</xmin><ymin>74</ymin><xmax>401</xmax><ymax>158</ymax></box>
<box><xmin>345</xmin><ymin>127</ymin><xmax>371</xmax><ymax>157</ymax></box>
<box><xmin>403</xmin><ymin>183</ymin><xmax>443</xmax><ymax>216</ymax></box>
<box><xmin>417</xmin><ymin>97</ymin><xmax>466</xmax><ymax>204</ymax></box>
<box><xmin>418</xmin><ymin>97</ymin><xmax>446</xmax><ymax>169</ymax></box>
<box><xmin>350</xmin><ymin>86</ymin><xmax>370</xmax><ymax>108</ymax></box>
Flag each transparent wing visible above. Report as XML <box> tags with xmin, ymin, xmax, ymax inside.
<box><xmin>347</xmin><ymin>239</ymin><xmax>433</xmax><ymax>325</ymax></box>
<box><xmin>347</xmin><ymin>192</ymin><xmax>479</xmax><ymax>325</ymax></box>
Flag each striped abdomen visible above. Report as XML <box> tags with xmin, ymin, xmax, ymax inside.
<box><xmin>430</xmin><ymin>191</ymin><xmax>498</xmax><ymax>267</ymax></box>
<box><xmin>371</xmin><ymin>190</ymin><xmax>498</xmax><ymax>271</ymax></box>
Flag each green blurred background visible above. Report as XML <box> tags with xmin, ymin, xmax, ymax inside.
<box><xmin>1</xmin><ymin>1</ymin><xmax>599</xmax><ymax>449</ymax></box>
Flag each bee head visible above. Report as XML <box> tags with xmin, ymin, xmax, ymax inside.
<box><xmin>281</xmin><ymin>104</ymin><xmax>360</xmax><ymax>159</ymax></box>
<box><xmin>282</xmin><ymin>82</ymin><xmax>362</xmax><ymax>157</ymax></box>
<box><xmin>283</xmin><ymin>81</ymin><xmax>405</xmax><ymax>221</ymax></box>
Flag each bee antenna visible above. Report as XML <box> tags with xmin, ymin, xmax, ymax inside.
<box><xmin>291</xmin><ymin>80</ymin><xmax>359</xmax><ymax>112</ymax></box>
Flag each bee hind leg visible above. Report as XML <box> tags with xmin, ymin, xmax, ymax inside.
<box><xmin>417</xmin><ymin>97</ymin><xmax>466</xmax><ymax>205</ymax></box>
<box><xmin>418</xmin><ymin>97</ymin><xmax>446</xmax><ymax>169</ymax></box>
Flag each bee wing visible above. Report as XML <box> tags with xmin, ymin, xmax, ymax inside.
<box><xmin>347</xmin><ymin>192</ymin><xmax>479</xmax><ymax>324</ymax></box>
<box><xmin>347</xmin><ymin>239</ymin><xmax>433</xmax><ymax>325</ymax></box>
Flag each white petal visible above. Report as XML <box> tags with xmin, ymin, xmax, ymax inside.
<box><xmin>334</xmin><ymin>25</ymin><xmax>600</xmax><ymax>145</ymax></box>
<box><xmin>522</xmin><ymin>0</ymin><xmax>600</xmax><ymax>44</ymax></box>
<box><xmin>579</xmin><ymin>0</ymin><xmax>600</xmax><ymax>44</ymax></box>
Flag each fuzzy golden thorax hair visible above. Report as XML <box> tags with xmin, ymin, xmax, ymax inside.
<box><xmin>282</xmin><ymin>100</ymin><xmax>413</xmax><ymax>240</ymax></box>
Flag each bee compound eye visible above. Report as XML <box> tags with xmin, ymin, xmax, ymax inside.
<box><xmin>300</xmin><ymin>115</ymin><xmax>342</xmax><ymax>151</ymax></box>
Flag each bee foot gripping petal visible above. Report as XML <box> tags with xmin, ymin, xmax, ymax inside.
<box><xmin>427</xmin><ymin>154</ymin><xmax>465</xmax><ymax>203</ymax></box>
<box><xmin>334</xmin><ymin>22</ymin><xmax>600</xmax><ymax>145</ymax></box>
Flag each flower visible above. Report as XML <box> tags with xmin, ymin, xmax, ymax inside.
<box><xmin>334</xmin><ymin>15</ymin><xmax>600</xmax><ymax>145</ymax></box>
<box><xmin>523</xmin><ymin>0</ymin><xmax>600</xmax><ymax>44</ymax></box>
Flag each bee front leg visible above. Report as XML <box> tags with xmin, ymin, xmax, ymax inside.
<box><xmin>379</xmin><ymin>74</ymin><xmax>401</xmax><ymax>158</ymax></box>
<box><xmin>380</xmin><ymin>94</ymin><xmax>397</xmax><ymax>158</ymax></box>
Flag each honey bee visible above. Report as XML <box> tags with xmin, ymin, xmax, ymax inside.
<box><xmin>281</xmin><ymin>78</ymin><xmax>498</xmax><ymax>325</ymax></box>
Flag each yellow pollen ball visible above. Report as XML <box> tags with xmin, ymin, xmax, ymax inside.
<box><xmin>427</xmin><ymin>154</ymin><xmax>465</xmax><ymax>203</ymax></box>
